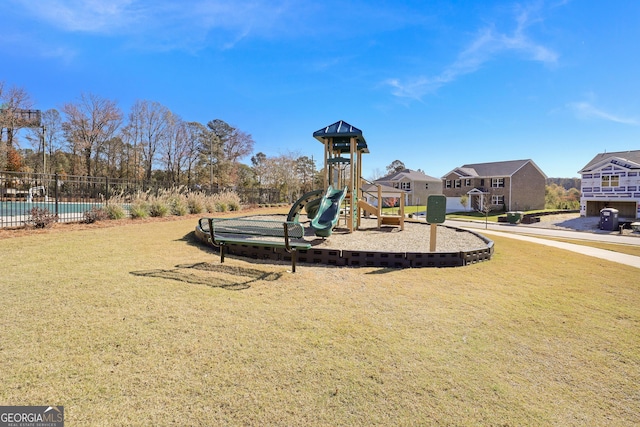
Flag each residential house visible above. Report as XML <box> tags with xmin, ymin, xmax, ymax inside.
<box><xmin>442</xmin><ymin>159</ymin><xmax>546</xmax><ymax>212</ymax></box>
<box><xmin>578</xmin><ymin>150</ymin><xmax>640</xmax><ymax>219</ymax></box>
<box><xmin>373</xmin><ymin>169</ymin><xmax>443</xmax><ymax>206</ymax></box>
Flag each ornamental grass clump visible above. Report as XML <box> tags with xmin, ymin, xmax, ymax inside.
<box><xmin>105</xmin><ymin>203</ymin><xmax>126</xmax><ymax>220</ymax></box>
<box><xmin>130</xmin><ymin>200</ymin><xmax>150</xmax><ymax>219</ymax></box>
<box><xmin>207</xmin><ymin>190</ymin><xmax>241</xmax><ymax>213</ymax></box>
<box><xmin>220</xmin><ymin>190</ymin><xmax>241</xmax><ymax>211</ymax></box>
<box><xmin>215</xmin><ymin>202</ymin><xmax>228</xmax><ymax>212</ymax></box>
<box><xmin>168</xmin><ymin>196</ymin><xmax>189</xmax><ymax>216</ymax></box>
<box><xmin>148</xmin><ymin>198</ymin><xmax>170</xmax><ymax>217</ymax></box>
<box><xmin>186</xmin><ymin>193</ymin><xmax>206</xmax><ymax>214</ymax></box>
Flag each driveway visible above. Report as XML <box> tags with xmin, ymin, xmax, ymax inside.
<box><xmin>444</xmin><ymin>214</ymin><xmax>640</xmax><ymax>269</ymax></box>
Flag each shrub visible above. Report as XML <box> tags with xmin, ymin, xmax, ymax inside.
<box><xmin>168</xmin><ymin>196</ymin><xmax>189</xmax><ymax>216</ymax></box>
<box><xmin>26</xmin><ymin>207</ymin><xmax>58</xmax><ymax>228</ymax></box>
<box><xmin>149</xmin><ymin>200</ymin><xmax>169</xmax><ymax>217</ymax></box>
<box><xmin>228</xmin><ymin>200</ymin><xmax>240</xmax><ymax>211</ymax></box>
<box><xmin>215</xmin><ymin>202</ymin><xmax>228</xmax><ymax>212</ymax></box>
<box><xmin>83</xmin><ymin>207</ymin><xmax>109</xmax><ymax>224</ymax></box>
<box><xmin>205</xmin><ymin>200</ymin><xmax>217</xmax><ymax>213</ymax></box>
<box><xmin>130</xmin><ymin>201</ymin><xmax>149</xmax><ymax>219</ymax></box>
<box><xmin>105</xmin><ymin>204</ymin><xmax>126</xmax><ymax>220</ymax></box>
<box><xmin>186</xmin><ymin>193</ymin><xmax>206</xmax><ymax>214</ymax></box>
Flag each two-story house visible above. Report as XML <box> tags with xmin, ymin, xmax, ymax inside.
<box><xmin>374</xmin><ymin>169</ymin><xmax>443</xmax><ymax>206</ymax></box>
<box><xmin>442</xmin><ymin>159</ymin><xmax>546</xmax><ymax>212</ymax></box>
<box><xmin>578</xmin><ymin>150</ymin><xmax>640</xmax><ymax>219</ymax></box>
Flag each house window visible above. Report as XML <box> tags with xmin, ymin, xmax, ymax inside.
<box><xmin>464</xmin><ymin>179</ymin><xmax>471</xmax><ymax>187</ymax></box>
<box><xmin>445</xmin><ymin>180</ymin><xmax>452</xmax><ymax>188</ymax></box>
<box><xmin>454</xmin><ymin>180</ymin><xmax>461</xmax><ymax>188</ymax></box>
<box><xmin>401</xmin><ymin>182</ymin><xmax>411</xmax><ymax>190</ymax></box>
<box><xmin>492</xmin><ymin>195</ymin><xmax>504</xmax><ymax>205</ymax></box>
<box><xmin>602</xmin><ymin>175</ymin><xmax>620</xmax><ymax>187</ymax></box>
<box><xmin>491</xmin><ymin>178</ymin><xmax>505</xmax><ymax>188</ymax></box>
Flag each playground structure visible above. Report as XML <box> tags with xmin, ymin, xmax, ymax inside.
<box><xmin>196</xmin><ymin>120</ymin><xmax>495</xmax><ymax>269</ymax></box>
<box><xmin>289</xmin><ymin>120</ymin><xmax>405</xmax><ymax>236</ymax></box>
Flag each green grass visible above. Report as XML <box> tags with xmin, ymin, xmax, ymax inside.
<box><xmin>1</xmin><ymin>215</ymin><xmax>639</xmax><ymax>426</ymax></box>
<box><xmin>446</xmin><ymin>210</ymin><xmax>504</xmax><ymax>222</ymax></box>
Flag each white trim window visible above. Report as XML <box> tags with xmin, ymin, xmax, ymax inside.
<box><xmin>445</xmin><ymin>180</ymin><xmax>452</xmax><ymax>188</ymax></box>
<box><xmin>601</xmin><ymin>175</ymin><xmax>620</xmax><ymax>187</ymax></box>
<box><xmin>491</xmin><ymin>177</ymin><xmax>505</xmax><ymax>188</ymax></box>
<box><xmin>464</xmin><ymin>179</ymin><xmax>471</xmax><ymax>187</ymax></box>
<box><xmin>454</xmin><ymin>180</ymin><xmax>461</xmax><ymax>188</ymax></box>
<box><xmin>492</xmin><ymin>195</ymin><xmax>504</xmax><ymax>205</ymax></box>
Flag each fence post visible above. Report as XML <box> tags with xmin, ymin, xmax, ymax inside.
<box><xmin>105</xmin><ymin>176</ymin><xmax>110</xmax><ymax>204</ymax></box>
<box><xmin>54</xmin><ymin>173</ymin><xmax>59</xmax><ymax>218</ymax></box>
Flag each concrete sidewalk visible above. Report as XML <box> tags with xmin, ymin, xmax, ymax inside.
<box><xmin>473</xmin><ymin>228</ymin><xmax>640</xmax><ymax>269</ymax></box>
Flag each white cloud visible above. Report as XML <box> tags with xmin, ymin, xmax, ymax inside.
<box><xmin>386</xmin><ymin>4</ymin><xmax>559</xmax><ymax>100</ymax></box>
<box><xmin>14</xmin><ymin>0</ymin><xmax>139</xmax><ymax>33</ymax></box>
<box><xmin>10</xmin><ymin>0</ymin><xmax>295</xmax><ymax>51</ymax></box>
<box><xmin>567</xmin><ymin>101</ymin><xmax>638</xmax><ymax>126</ymax></box>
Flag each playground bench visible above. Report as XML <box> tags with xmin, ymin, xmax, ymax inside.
<box><xmin>205</xmin><ymin>217</ymin><xmax>311</xmax><ymax>273</ymax></box>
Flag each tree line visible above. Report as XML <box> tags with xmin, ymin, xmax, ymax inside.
<box><xmin>0</xmin><ymin>81</ymin><xmax>320</xmax><ymax>200</ymax></box>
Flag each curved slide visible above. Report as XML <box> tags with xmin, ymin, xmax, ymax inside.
<box><xmin>310</xmin><ymin>186</ymin><xmax>348</xmax><ymax>237</ymax></box>
<box><xmin>287</xmin><ymin>189</ymin><xmax>324</xmax><ymax>222</ymax></box>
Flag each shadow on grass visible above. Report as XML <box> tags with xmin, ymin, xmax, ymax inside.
<box><xmin>131</xmin><ymin>262</ymin><xmax>282</xmax><ymax>291</ymax></box>
<box><xmin>176</xmin><ymin>231</ymin><xmax>204</xmax><ymax>247</ymax></box>
<box><xmin>365</xmin><ymin>268</ymin><xmax>399</xmax><ymax>275</ymax></box>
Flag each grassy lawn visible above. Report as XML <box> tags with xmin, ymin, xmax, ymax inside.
<box><xmin>1</xmin><ymin>215</ymin><xmax>639</xmax><ymax>425</ymax></box>
<box><xmin>446</xmin><ymin>211</ymin><xmax>504</xmax><ymax>222</ymax></box>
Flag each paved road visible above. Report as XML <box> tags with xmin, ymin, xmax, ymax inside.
<box><xmin>444</xmin><ymin>219</ymin><xmax>640</xmax><ymax>269</ymax></box>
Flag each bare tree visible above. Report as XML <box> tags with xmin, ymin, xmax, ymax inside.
<box><xmin>26</xmin><ymin>109</ymin><xmax>63</xmax><ymax>173</ymax></box>
<box><xmin>475</xmin><ymin>192</ymin><xmax>493</xmax><ymax>229</ymax></box>
<box><xmin>160</xmin><ymin>112</ymin><xmax>191</xmax><ymax>185</ymax></box>
<box><xmin>262</xmin><ymin>152</ymin><xmax>300</xmax><ymax>202</ymax></box>
<box><xmin>62</xmin><ymin>93</ymin><xmax>122</xmax><ymax>177</ymax></box>
<box><xmin>124</xmin><ymin>100</ymin><xmax>171</xmax><ymax>181</ymax></box>
<box><xmin>0</xmin><ymin>84</ymin><xmax>35</xmax><ymax>148</ymax></box>
<box><xmin>183</xmin><ymin>122</ymin><xmax>206</xmax><ymax>187</ymax></box>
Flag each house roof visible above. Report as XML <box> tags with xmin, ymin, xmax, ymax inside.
<box><xmin>376</xmin><ymin>168</ymin><xmax>441</xmax><ymax>183</ymax></box>
<box><xmin>578</xmin><ymin>150</ymin><xmax>640</xmax><ymax>173</ymax></box>
<box><xmin>313</xmin><ymin>120</ymin><xmax>369</xmax><ymax>154</ymax></box>
<box><xmin>444</xmin><ymin>159</ymin><xmax>546</xmax><ymax>179</ymax></box>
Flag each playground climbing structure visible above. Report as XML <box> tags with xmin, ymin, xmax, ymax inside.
<box><xmin>312</xmin><ymin>120</ymin><xmax>405</xmax><ymax>233</ymax></box>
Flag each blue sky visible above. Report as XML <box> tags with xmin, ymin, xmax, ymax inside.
<box><xmin>2</xmin><ymin>0</ymin><xmax>639</xmax><ymax>179</ymax></box>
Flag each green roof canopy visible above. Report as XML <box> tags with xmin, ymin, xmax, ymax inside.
<box><xmin>313</xmin><ymin>120</ymin><xmax>369</xmax><ymax>154</ymax></box>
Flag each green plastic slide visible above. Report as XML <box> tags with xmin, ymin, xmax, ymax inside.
<box><xmin>287</xmin><ymin>189</ymin><xmax>324</xmax><ymax>222</ymax></box>
<box><xmin>310</xmin><ymin>185</ymin><xmax>347</xmax><ymax>237</ymax></box>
